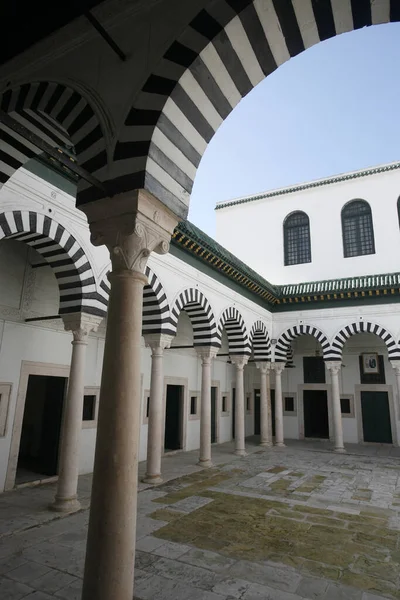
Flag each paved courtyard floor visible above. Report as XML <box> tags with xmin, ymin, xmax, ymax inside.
<box><xmin>1</xmin><ymin>439</ymin><xmax>400</xmax><ymax>599</ymax></box>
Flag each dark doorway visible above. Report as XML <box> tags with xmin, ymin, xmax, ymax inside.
<box><xmin>303</xmin><ymin>390</ymin><xmax>329</xmax><ymax>439</ymax></box>
<box><xmin>211</xmin><ymin>387</ymin><xmax>217</xmax><ymax>443</ymax></box>
<box><xmin>164</xmin><ymin>385</ymin><xmax>183</xmax><ymax>451</ymax></box>
<box><xmin>17</xmin><ymin>375</ymin><xmax>67</xmax><ymax>484</ymax></box>
<box><xmin>270</xmin><ymin>389</ymin><xmax>276</xmax><ymax>437</ymax></box>
<box><xmin>361</xmin><ymin>391</ymin><xmax>392</xmax><ymax>443</ymax></box>
<box><xmin>232</xmin><ymin>387</ymin><xmax>236</xmax><ymax>439</ymax></box>
<box><xmin>254</xmin><ymin>389</ymin><xmax>260</xmax><ymax>435</ymax></box>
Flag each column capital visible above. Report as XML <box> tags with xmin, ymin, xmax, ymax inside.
<box><xmin>391</xmin><ymin>360</ymin><xmax>400</xmax><ymax>375</ymax></box>
<box><xmin>272</xmin><ymin>362</ymin><xmax>285</xmax><ymax>375</ymax></box>
<box><xmin>144</xmin><ymin>333</ymin><xmax>174</xmax><ymax>354</ymax></box>
<box><xmin>230</xmin><ymin>355</ymin><xmax>249</xmax><ymax>370</ymax></box>
<box><xmin>255</xmin><ymin>361</ymin><xmax>271</xmax><ymax>374</ymax></box>
<box><xmin>196</xmin><ymin>346</ymin><xmax>219</xmax><ymax>363</ymax></box>
<box><xmin>62</xmin><ymin>313</ymin><xmax>103</xmax><ymax>343</ymax></box>
<box><xmin>80</xmin><ymin>190</ymin><xmax>179</xmax><ymax>273</ymax></box>
<box><xmin>325</xmin><ymin>361</ymin><xmax>342</xmax><ymax>374</ymax></box>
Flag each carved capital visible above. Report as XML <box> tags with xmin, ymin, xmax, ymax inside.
<box><xmin>230</xmin><ymin>355</ymin><xmax>249</xmax><ymax>370</ymax></box>
<box><xmin>255</xmin><ymin>361</ymin><xmax>271</xmax><ymax>374</ymax></box>
<box><xmin>391</xmin><ymin>360</ymin><xmax>400</xmax><ymax>376</ymax></box>
<box><xmin>196</xmin><ymin>346</ymin><xmax>219</xmax><ymax>364</ymax></box>
<box><xmin>325</xmin><ymin>361</ymin><xmax>342</xmax><ymax>375</ymax></box>
<box><xmin>144</xmin><ymin>333</ymin><xmax>174</xmax><ymax>355</ymax></box>
<box><xmin>272</xmin><ymin>362</ymin><xmax>285</xmax><ymax>375</ymax></box>
<box><xmin>80</xmin><ymin>189</ymin><xmax>179</xmax><ymax>274</ymax></box>
<box><xmin>62</xmin><ymin>313</ymin><xmax>103</xmax><ymax>343</ymax></box>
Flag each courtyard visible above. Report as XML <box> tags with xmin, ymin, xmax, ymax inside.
<box><xmin>1</xmin><ymin>440</ymin><xmax>400</xmax><ymax>600</ymax></box>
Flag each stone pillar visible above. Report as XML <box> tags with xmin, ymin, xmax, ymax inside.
<box><xmin>197</xmin><ymin>347</ymin><xmax>218</xmax><ymax>467</ymax></box>
<box><xmin>143</xmin><ymin>334</ymin><xmax>173</xmax><ymax>484</ymax></box>
<box><xmin>231</xmin><ymin>355</ymin><xmax>249</xmax><ymax>456</ymax></box>
<box><xmin>51</xmin><ymin>314</ymin><xmax>102</xmax><ymax>512</ymax></box>
<box><xmin>390</xmin><ymin>360</ymin><xmax>400</xmax><ymax>413</ymax></box>
<box><xmin>273</xmin><ymin>363</ymin><xmax>285</xmax><ymax>447</ymax></box>
<box><xmin>80</xmin><ymin>191</ymin><xmax>178</xmax><ymax>600</ymax></box>
<box><xmin>255</xmin><ymin>361</ymin><xmax>272</xmax><ymax>447</ymax></box>
<box><xmin>326</xmin><ymin>361</ymin><xmax>345</xmax><ymax>452</ymax></box>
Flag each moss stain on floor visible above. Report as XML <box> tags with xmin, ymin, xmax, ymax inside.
<box><xmin>151</xmin><ymin>476</ymin><xmax>400</xmax><ymax>598</ymax></box>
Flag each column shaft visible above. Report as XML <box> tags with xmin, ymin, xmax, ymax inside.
<box><xmin>231</xmin><ymin>356</ymin><xmax>248</xmax><ymax>456</ymax></box>
<box><xmin>144</xmin><ymin>346</ymin><xmax>165</xmax><ymax>483</ymax></box>
<box><xmin>198</xmin><ymin>356</ymin><xmax>212</xmax><ymax>466</ymax></box>
<box><xmin>260</xmin><ymin>367</ymin><xmax>271</xmax><ymax>446</ymax></box>
<box><xmin>81</xmin><ymin>270</ymin><xmax>146</xmax><ymax>600</ymax></box>
<box><xmin>53</xmin><ymin>339</ymin><xmax>87</xmax><ymax>511</ymax></box>
<box><xmin>328</xmin><ymin>363</ymin><xmax>345</xmax><ymax>452</ymax></box>
<box><xmin>274</xmin><ymin>367</ymin><xmax>285</xmax><ymax>447</ymax></box>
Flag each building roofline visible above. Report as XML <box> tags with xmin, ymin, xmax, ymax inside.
<box><xmin>215</xmin><ymin>160</ymin><xmax>400</xmax><ymax>210</ymax></box>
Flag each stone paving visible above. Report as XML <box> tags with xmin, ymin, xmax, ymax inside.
<box><xmin>1</xmin><ymin>440</ymin><xmax>400</xmax><ymax>599</ymax></box>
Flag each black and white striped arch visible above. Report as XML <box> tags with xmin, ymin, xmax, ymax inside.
<box><xmin>0</xmin><ymin>210</ymin><xmax>105</xmax><ymax>316</ymax></box>
<box><xmin>218</xmin><ymin>306</ymin><xmax>250</xmax><ymax>355</ymax></box>
<box><xmin>275</xmin><ymin>324</ymin><xmax>330</xmax><ymax>362</ymax></box>
<box><xmin>99</xmin><ymin>266</ymin><xmax>172</xmax><ymax>336</ymax></box>
<box><xmin>170</xmin><ymin>288</ymin><xmax>218</xmax><ymax>346</ymax></box>
<box><xmin>0</xmin><ymin>81</ymin><xmax>107</xmax><ymax>202</ymax></box>
<box><xmin>111</xmin><ymin>0</ymin><xmax>399</xmax><ymax>215</ymax></box>
<box><xmin>329</xmin><ymin>321</ymin><xmax>400</xmax><ymax>361</ymax></box>
<box><xmin>249</xmin><ymin>319</ymin><xmax>271</xmax><ymax>361</ymax></box>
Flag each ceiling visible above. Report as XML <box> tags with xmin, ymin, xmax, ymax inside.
<box><xmin>0</xmin><ymin>0</ymin><xmax>106</xmax><ymax>66</ymax></box>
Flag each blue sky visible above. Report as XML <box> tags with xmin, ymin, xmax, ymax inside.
<box><xmin>189</xmin><ymin>22</ymin><xmax>400</xmax><ymax>237</ymax></box>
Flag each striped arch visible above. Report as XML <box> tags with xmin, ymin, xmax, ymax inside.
<box><xmin>170</xmin><ymin>288</ymin><xmax>218</xmax><ymax>346</ymax></box>
<box><xmin>275</xmin><ymin>324</ymin><xmax>330</xmax><ymax>362</ymax></box>
<box><xmin>286</xmin><ymin>345</ymin><xmax>294</xmax><ymax>368</ymax></box>
<box><xmin>0</xmin><ymin>210</ymin><xmax>105</xmax><ymax>316</ymax></box>
<box><xmin>329</xmin><ymin>321</ymin><xmax>400</xmax><ymax>361</ymax></box>
<box><xmin>218</xmin><ymin>307</ymin><xmax>250</xmax><ymax>355</ymax></box>
<box><xmin>0</xmin><ymin>81</ymin><xmax>107</xmax><ymax>203</ymax></box>
<box><xmin>249</xmin><ymin>320</ymin><xmax>271</xmax><ymax>361</ymax></box>
<box><xmin>99</xmin><ymin>265</ymin><xmax>172</xmax><ymax>336</ymax></box>
<box><xmin>112</xmin><ymin>1</ymin><xmax>400</xmax><ymax>217</ymax></box>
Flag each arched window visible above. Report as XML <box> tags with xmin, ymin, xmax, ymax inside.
<box><xmin>341</xmin><ymin>200</ymin><xmax>375</xmax><ymax>258</ymax></box>
<box><xmin>283</xmin><ymin>211</ymin><xmax>311</xmax><ymax>266</ymax></box>
<box><xmin>397</xmin><ymin>197</ymin><xmax>400</xmax><ymax>228</ymax></box>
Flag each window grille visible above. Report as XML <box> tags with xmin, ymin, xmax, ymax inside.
<box><xmin>284</xmin><ymin>211</ymin><xmax>311</xmax><ymax>266</ymax></box>
<box><xmin>342</xmin><ymin>200</ymin><xmax>375</xmax><ymax>258</ymax></box>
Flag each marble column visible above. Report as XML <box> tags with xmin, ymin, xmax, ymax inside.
<box><xmin>231</xmin><ymin>355</ymin><xmax>249</xmax><ymax>456</ymax></box>
<box><xmin>80</xmin><ymin>191</ymin><xmax>178</xmax><ymax>600</ymax></box>
<box><xmin>50</xmin><ymin>314</ymin><xmax>102</xmax><ymax>513</ymax></box>
<box><xmin>391</xmin><ymin>360</ymin><xmax>400</xmax><ymax>413</ymax></box>
<box><xmin>143</xmin><ymin>333</ymin><xmax>173</xmax><ymax>484</ymax></box>
<box><xmin>197</xmin><ymin>346</ymin><xmax>218</xmax><ymax>467</ymax></box>
<box><xmin>326</xmin><ymin>361</ymin><xmax>345</xmax><ymax>453</ymax></box>
<box><xmin>255</xmin><ymin>361</ymin><xmax>272</xmax><ymax>446</ymax></box>
<box><xmin>273</xmin><ymin>363</ymin><xmax>285</xmax><ymax>447</ymax></box>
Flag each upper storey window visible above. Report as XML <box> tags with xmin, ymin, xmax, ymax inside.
<box><xmin>397</xmin><ymin>197</ymin><xmax>400</xmax><ymax>228</ymax></box>
<box><xmin>283</xmin><ymin>211</ymin><xmax>311</xmax><ymax>266</ymax></box>
<box><xmin>342</xmin><ymin>200</ymin><xmax>375</xmax><ymax>258</ymax></box>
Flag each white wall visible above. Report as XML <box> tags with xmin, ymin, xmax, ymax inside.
<box><xmin>216</xmin><ymin>164</ymin><xmax>400</xmax><ymax>284</ymax></box>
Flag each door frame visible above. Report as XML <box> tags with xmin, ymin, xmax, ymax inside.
<box><xmin>163</xmin><ymin>376</ymin><xmax>188</xmax><ymax>453</ymax></box>
<box><xmin>5</xmin><ymin>360</ymin><xmax>70</xmax><ymax>490</ymax></box>
<box><xmin>355</xmin><ymin>384</ymin><xmax>397</xmax><ymax>446</ymax></box>
<box><xmin>211</xmin><ymin>379</ymin><xmax>220</xmax><ymax>444</ymax></box>
<box><xmin>298</xmin><ymin>384</ymin><xmax>333</xmax><ymax>442</ymax></box>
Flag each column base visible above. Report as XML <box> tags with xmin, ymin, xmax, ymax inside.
<box><xmin>334</xmin><ymin>447</ymin><xmax>346</xmax><ymax>453</ymax></box>
<box><xmin>197</xmin><ymin>459</ymin><xmax>213</xmax><ymax>468</ymax></box>
<box><xmin>49</xmin><ymin>496</ymin><xmax>81</xmax><ymax>513</ymax></box>
<box><xmin>259</xmin><ymin>441</ymin><xmax>273</xmax><ymax>447</ymax></box>
<box><xmin>234</xmin><ymin>449</ymin><xmax>247</xmax><ymax>457</ymax></box>
<box><xmin>275</xmin><ymin>442</ymin><xmax>286</xmax><ymax>447</ymax></box>
<box><xmin>142</xmin><ymin>474</ymin><xmax>163</xmax><ymax>484</ymax></box>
